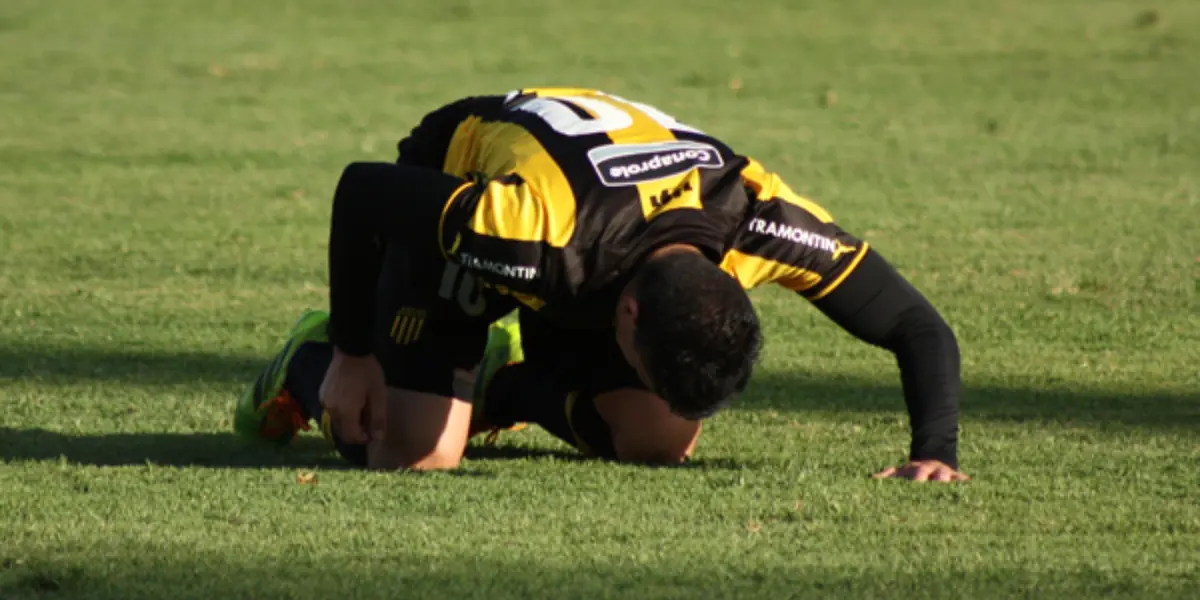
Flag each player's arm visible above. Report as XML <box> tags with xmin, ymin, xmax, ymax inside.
<box><xmin>325</xmin><ymin>162</ymin><xmax>471</xmax><ymax>356</ymax></box>
<box><xmin>733</xmin><ymin>160</ymin><xmax>964</xmax><ymax>480</ymax></box>
<box><xmin>809</xmin><ymin>249</ymin><xmax>964</xmax><ymax>478</ymax></box>
<box><xmin>315</xmin><ymin>161</ymin><xmax>475</xmax><ymax>445</ymax></box>
<box><xmin>325</xmin><ymin>95</ymin><xmax>500</xmax><ymax>354</ymax></box>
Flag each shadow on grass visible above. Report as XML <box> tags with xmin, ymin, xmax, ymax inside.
<box><xmin>0</xmin><ymin>544</ymin><xmax>1190</xmax><ymax>600</ymax></box>
<box><xmin>0</xmin><ymin>427</ymin><xmax>759</xmax><ymax>472</ymax></box>
<box><xmin>744</xmin><ymin>371</ymin><xmax>1199</xmax><ymax>432</ymax></box>
<box><xmin>4</xmin><ymin>344</ymin><xmax>1196</xmax><ymax>432</ymax></box>
<box><xmin>0</xmin><ymin>427</ymin><xmax>587</xmax><ymax>469</ymax></box>
<box><xmin>0</xmin><ymin>344</ymin><xmax>264</xmax><ymax>386</ymax></box>
<box><xmin>2</xmin><ymin>345</ymin><xmax>1195</xmax><ymax>473</ymax></box>
<box><xmin>0</xmin><ymin>429</ymin><xmax>346</xmax><ymax>469</ymax></box>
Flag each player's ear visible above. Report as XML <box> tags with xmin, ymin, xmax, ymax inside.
<box><xmin>619</xmin><ymin>294</ymin><xmax>639</xmax><ymax>323</ymax></box>
<box><xmin>613</xmin><ymin>293</ymin><xmax>639</xmax><ymax>334</ymax></box>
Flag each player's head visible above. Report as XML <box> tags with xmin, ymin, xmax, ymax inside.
<box><xmin>615</xmin><ymin>247</ymin><xmax>762</xmax><ymax>420</ymax></box>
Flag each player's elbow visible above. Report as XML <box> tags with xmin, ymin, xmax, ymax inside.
<box><xmin>334</xmin><ymin>162</ymin><xmax>389</xmax><ymax>205</ymax></box>
<box><xmin>331</xmin><ymin>162</ymin><xmax>381</xmax><ymax>232</ymax></box>
<box><xmin>887</xmin><ymin>305</ymin><xmax>958</xmax><ymax>354</ymax></box>
<box><xmin>922</xmin><ymin>311</ymin><xmax>959</xmax><ymax>355</ymax></box>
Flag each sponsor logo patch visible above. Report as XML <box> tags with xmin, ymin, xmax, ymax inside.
<box><xmin>588</xmin><ymin>140</ymin><xmax>724</xmax><ymax>187</ymax></box>
<box><xmin>748</xmin><ymin>218</ymin><xmax>859</xmax><ymax>259</ymax></box>
<box><xmin>459</xmin><ymin>252</ymin><xmax>539</xmax><ymax>281</ymax></box>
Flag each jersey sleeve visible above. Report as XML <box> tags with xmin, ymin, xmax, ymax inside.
<box><xmin>719</xmin><ymin>159</ymin><xmax>962</xmax><ymax>468</ymax></box>
<box><xmin>395</xmin><ymin>96</ymin><xmax>505</xmax><ymax>170</ymax></box>
<box><xmin>438</xmin><ymin>174</ymin><xmax>563</xmax><ymax>311</ymax></box>
<box><xmin>720</xmin><ymin>158</ymin><xmax>869</xmax><ymax>300</ymax></box>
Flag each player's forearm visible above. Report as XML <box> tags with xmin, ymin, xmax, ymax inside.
<box><xmin>327</xmin><ymin>163</ymin><xmax>390</xmax><ymax>355</ymax></box>
<box><xmin>887</xmin><ymin>305</ymin><xmax>961</xmax><ymax>468</ymax></box>
<box><xmin>326</xmin><ymin>162</ymin><xmax>465</xmax><ymax>355</ymax></box>
<box><xmin>812</xmin><ymin>250</ymin><xmax>961</xmax><ymax>468</ymax></box>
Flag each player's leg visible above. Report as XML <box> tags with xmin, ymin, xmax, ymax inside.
<box><xmin>234</xmin><ymin>244</ymin><xmax>512</xmax><ymax>469</ymax></box>
<box><xmin>592</xmin><ymin>389</ymin><xmax>702</xmax><ymax>464</ymax></box>
<box><xmin>466</xmin><ymin>317</ymin><xmax>527</xmax><ymax>440</ymax></box>
<box><xmin>242</xmin><ymin>316</ymin><xmax>521</xmax><ymax>467</ymax></box>
<box><xmin>233</xmin><ymin>323</ymin><xmax>474</xmax><ymax>470</ymax></box>
<box><xmin>338</xmin><ymin>245</ymin><xmax>514</xmax><ymax>470</ymax></box>
<box><xmin>483</xmin><ymin>310</ymin><xmax>701</xmax><ymax>464</ymax></box>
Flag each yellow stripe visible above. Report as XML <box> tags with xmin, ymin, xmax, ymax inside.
<box><xmin>810</xmin><ymin>243</ymin><xmax>870</xmax><ymax>300</ymax></box>
<box><xmin>526</xmin><ymin>87</ymin><xmax>601</xmax><ymax>99</ymax></box>
<box><xmin>719</xmin><ymin>248</ymin><xmax>823</xmax><ymax>292</ymax></box>
<box><xmin>741</xmin><ymin>158</ymin><xmax>834</xmax><ymax>223</ymax></box>
<box><xmin>564</xmin><ymin>392</ymin><xmax>594</xmax><ymax>457</ymax></box>
<box><xmin>452</xmin><ymin>121</ymin><xmax>577</xmax><ymax>247</ymax></box>
<box><xmin>442</xmin><ymin>116</ymin><xmax>484</xmax><ymax>176</ymax></box>
<box><xmin>438</xmin><ymin>181</ymin><xmax>476</xmax><ymax>260</ymax></box>
<box><xmin>512</xmin><ymin>292</ymin><xmax>546</xmax><ymax>311</ymax></box>
<box><xmin>396</xmin><ymin>316</ymin><xmax>414</xmax><ymax>344</ymax></box>
<box><xmin>469</xmin><ymin>178</ymin><xmax>560</xmax><ymax>245</ymax></box>
<box><xmin>409</xmin><ymin>315</ymin><xmax>426</xmax><ymax>343</ymax></box>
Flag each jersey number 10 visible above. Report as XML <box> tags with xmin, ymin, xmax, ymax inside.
<box><xmin>508</xmin><ymin>90</ymin><xmax>705</xmax><ymax>138</ymax></box>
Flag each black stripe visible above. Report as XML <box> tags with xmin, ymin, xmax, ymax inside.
<box><xmin>456</xmin><ymin>231</ymin><xmax>560</xmax><ymax>295</ymax></box>
<box><xmin>672</xmin><ymin>129</ymin><xmax>740</xmax><ymax>158</ymax></box>
<box><xmin>551</xmin><ymin>98</ymin><xmax>593</xmax><ymax>120</ymax></box>
<box><xmin>733</xmin><ymin>200</ymin><xmax>817</xmax><ymax>263</ymax></box>
<box><xmin>252</xmin><ymin>369</ymin><xmax>272</xmax><ymax>405</ymax></box>
<box><xmin>396</xmin><ymin>96</ymin><xmax>506</xmax><ymax>168</ymax></box>
<box><xmin>494</xmin><ymin>108</ymin><xmax>609</xmax><ymax>211</ymax></box>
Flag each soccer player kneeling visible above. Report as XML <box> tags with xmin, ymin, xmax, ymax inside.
<box><xmin>232</xmin><ymin>88</ymin><xmax>966</xmax><ymax>482</ymax></box>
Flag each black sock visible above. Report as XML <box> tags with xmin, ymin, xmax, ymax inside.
<box><xmin>564</xmin><ymin>392</ymin><xmax>616</xmax><ymax>460</ymax></box>
<box><xmin>283</xmin><ymin>341</ymin><xmax>368</xmax><ymax>467</ymax></box>
<box><xmin>284</xmin><ymin>342</ymin><xmax>333</xmax><ymax>422</ymax></box>
<box><xmin>486</xmin><ymin>363</ymin><xmax>616</xmax><ymax>459</ymax></box>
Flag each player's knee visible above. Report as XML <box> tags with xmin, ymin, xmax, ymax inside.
<box><xmin>614</xmin><ymin>444</ymin><xmax>693</xmax><ymax>466</ymax></box>
<box><xmin>406</xmin><ymin>448</ymin><xmax>464</xmax><ymax>471</ymax></box>
<box><xmin>614</xmin><ymin>448</ymin><xmax>691</xmax><ymax>465</ymax></box>
<box><xmin>365</xmin><ymin>388</ymin><xmax>473</xmax><ymax>471</ymax></box>
<box><xmin>367</xmin><ymin>443</ymin><xmax>465</xmax><ymax>471</ymax></box>
<box><xmin>366</xmin><ymin>423</ymin><xmax>469</xmax><ymax>471</ymax></box>
<box><xmin>595</xmin><ymin>388</ymin><xmax>702</xmax><ymax>466</ymax></box>
<box><xmin>380</xmin><ymin>452</ymin><xmax>463</xmax><ymax>472</ymax></box>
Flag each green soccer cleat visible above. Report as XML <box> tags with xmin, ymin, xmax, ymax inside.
<box><xmin>233</xmin><ymin>309</ymin><xmax>330</xmax><ymax>444</ymax></box>
<box><xmin>472</xmin><ymin>316</ymin><xmax>528</xmax><ymax>443</ymax></box>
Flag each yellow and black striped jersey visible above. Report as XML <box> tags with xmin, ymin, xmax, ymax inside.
<box><xmin>721</xmin><ymin>158</ymin><xmax>869</xmax><ymax>301</ymax></box>
<box><xmin>399</xmin><ymin>88</ymin><xmax>868</xmax><ymax>322</ymax></box>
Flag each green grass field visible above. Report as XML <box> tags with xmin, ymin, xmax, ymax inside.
<box><xmin>2</xmin><ymin>0</ymin><xmax>1198</xmax><ymax>598</ymax></box>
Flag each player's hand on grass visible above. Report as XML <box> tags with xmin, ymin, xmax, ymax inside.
<box><xmin>319</xmin><ymin>349</ymin><xmax>388</xmax><ymax>444</ymax></box>
<box><xmin>872</xmin><ymin>459</ymin><xmax>969</xmax><ymax>482</ymax></box>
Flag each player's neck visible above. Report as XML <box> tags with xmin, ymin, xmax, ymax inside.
<box><xmin>647</xmin><ymin>243</ymin><xmax>701</xmax><ymax>260</ymax></box>
<box><xmin>617</xmin><ymin>244</ymin><xmax>702</xmax><ymax>310</ymax></box>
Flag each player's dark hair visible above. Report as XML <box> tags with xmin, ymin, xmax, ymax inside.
<box><xmin>630</xmin><ymin>251</ymin><xmax>762</xmax><ymax>420</ymax></box>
